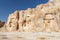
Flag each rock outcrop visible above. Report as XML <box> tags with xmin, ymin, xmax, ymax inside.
<box><xmin>0</xmin><ymin>21</ymin><xmax>5</xmax><ymax>28</ymax></box>
<box><xmin>4</xmin><ymin>0</ymin><xmax>60</xmax><ymax>32</ymax></box>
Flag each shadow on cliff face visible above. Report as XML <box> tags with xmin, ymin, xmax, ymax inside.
<box><xmin>0</xmin><ymin>21</ymin><xmax>5</xmax><ymax>28</ymax></box>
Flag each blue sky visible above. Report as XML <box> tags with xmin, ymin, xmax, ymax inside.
<box><xmin>0</xmin><ymin>0</ymin><xmax>49</xmax><ymax>22</ymax></box>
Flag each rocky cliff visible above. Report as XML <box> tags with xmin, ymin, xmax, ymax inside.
<box><xmin>4</xmin><ymin>0</ymin><xmax>60</xmax><ymax>32</ymax></box>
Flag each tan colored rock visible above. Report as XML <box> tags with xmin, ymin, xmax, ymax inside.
<box><xmin>5</xmin><ymin>10</ymin><xmax>19</xmax><ymax>32</ymax></box>
<box><xmin>4</xmin><ymin>0</ymin><xmax>60</xmax><ymax>32</ymax></box>
<box><xmin>18</xmin><ymin>10</ymin><xmax>25</xmax><ymax>32</ymax></box>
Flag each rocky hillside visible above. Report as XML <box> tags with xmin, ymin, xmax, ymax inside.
<box><xmin>4</xmin><ymin>0</ymin><xmax>60</xmax><ymax>32</ymax></box>
<box><xmin>0</xmin><ymin>21</ymin><xmax>5</xmax><ymax>28</ymax></box>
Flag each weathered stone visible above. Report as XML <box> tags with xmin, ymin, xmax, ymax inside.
<box><xmin>0</xmin><ymin>21</ymin><xmax>5</xmax><ymax>28</ymax></box>
<box><xmin>4</xmin><ymin>0</ymin><xmax>60</xmax><ymax>32</ymax></box>
<box><xmin>5</xmin><ymin>10</ymin><xmax>19</xmax><ymax>32</ymax></box>
<box><xmin>18</xmin><ymin>10</ymin><xmax>25</xmax><ymax>32</ymax></box>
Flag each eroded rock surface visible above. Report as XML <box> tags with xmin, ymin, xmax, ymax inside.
<box><xmin>4</xmin><ymin>0</ymin><xmax>60</xmax><ymax>32</ymax></box>
<box><xmin>0</xmin><ymin>21</ymin><xmax>5</xmax><ymax>28</ymax></box>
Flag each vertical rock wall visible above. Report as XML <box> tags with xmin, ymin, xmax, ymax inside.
<box><xmin>4</xmin><ymin>0</ymin><xmax>60</xmax><ymax>32</ymax></box>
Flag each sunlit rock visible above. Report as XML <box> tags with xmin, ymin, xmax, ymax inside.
<box><xmin>4</xmin><ymin>0</ymin><xmax>60</xmax><ymax>32</ymax></box>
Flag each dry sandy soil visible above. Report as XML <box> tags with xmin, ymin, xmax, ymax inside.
<box><xmin>0</xmin><ymin>32</ymin><xmax>60</xmax><ymax>40</ymax></box>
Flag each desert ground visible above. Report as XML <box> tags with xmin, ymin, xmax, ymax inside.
<box><xmin>0</xmin><ymin>32</ymin><xmax>60</xmax><ymax>40</ymax></box>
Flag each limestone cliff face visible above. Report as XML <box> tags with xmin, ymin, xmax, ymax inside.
<box><xmin>4</xmin><ymin>0</ymin><xmax>60</xmax><ymax>32</ymax></box>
